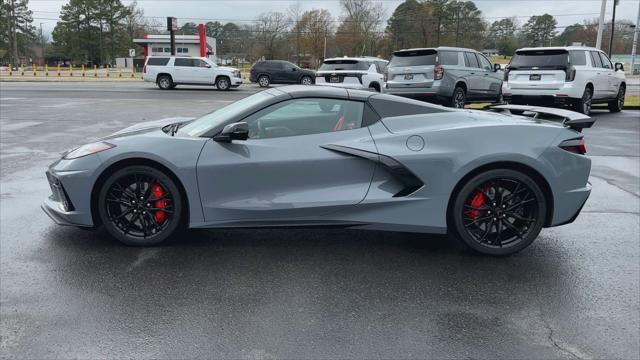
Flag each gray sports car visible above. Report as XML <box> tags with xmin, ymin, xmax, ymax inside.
<box><xmin>42</xmin><ymin>85</ymin><xmax>593</xmax><ymax>256</ymax></box>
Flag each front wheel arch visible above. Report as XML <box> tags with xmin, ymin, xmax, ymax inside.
<box><xmin>446</xmin><ymin>161</ymin><xmax>554</xmax><ymax>229</ymax></box>
<box><xmin>90</xmin><ymin>158</ymin><xmax>189</xmax><ymax>228</ymax></box>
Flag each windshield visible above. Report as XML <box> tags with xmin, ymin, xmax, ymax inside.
<box><xmin>389</xmin><ymin>50</ymin><xmax>437</xmax><ymax>67</ymax></box>
<box><xmin>510</xmin><ymin>50</ymin><xmax>569</xmax><ymax>69</ymax></box>
<box><xmin>178</xmin><ymin>91</ymin><xmax>272</xmax><ymax>137</ymax></box>
<box><xmin>319</xmin><ymin>60</ymin><xmax>369</xmax><ymax>71</ymax></box>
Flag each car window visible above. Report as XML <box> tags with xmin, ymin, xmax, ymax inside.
<box><xmin>195</xmin><ymin>59</ymin><xmax>210</xmax><ymax>68</ymax></box>
<box><xmin>146</xmin><ymin>58</ymin><xmax>169</xmax><ymax>66</ymax></box>
<box><xmin>243</xmin><ymin>98</ymin><xmax>364</xmax><ymax>139</ymax></box>
<box><xmin>374</xmin><ymin>61</ymin><xmax>387</xmax><ymax>73</ymax></box>
<box><xmin>266</xmin><ymin>61</ymin><xmax>283</xmax><ymax>70</ymax></box>
<box><xmin>174</xmin><ymin>58</ymin><xmax>194</xmax><ymax>67</ymax></box>
<box><xmin>589</xmin><ymin>51</ymin><xmax>603</xmax><ymax>68</ymax></box>
<box><xmin>569</xmin><ymin>50</ymin><xmax>587</xmax><ymax>66</ymax></box>
<box><xmin>464</xmin><ymin>52</ymin><xmax>479</xmax><ymax>68</ymax></box>
<box><xmin>511</xmin><ymin>49</ymin><xmax>569</xmax><ymax>69</ymax></box>
<box><xmin>438</xmin><ymin>51</ymin><xmax>459</xmax><ymax>66</ymax></box>
<box><xmin>319</xmin><ymin>60</ymin><xmax>369</xmax><ymax>71</ymax></box>
<box><xmin>390</xmin><ymin>49</ymin><xmax>437</xmax><ymax>67</ymax></box>
<box><xmin>368</xmin><ymin>94</ymin><xmax>448</xmax><ymax>118</ymax></box>
<box><xmin>599</xmin><ymin>52</ymin><xmax>613</xmax><ymax>69</ymax></box>
<box><xmin>477</xmin><ymin>54</ymin><xmax>492</xmax><ymax>71</ymax></box>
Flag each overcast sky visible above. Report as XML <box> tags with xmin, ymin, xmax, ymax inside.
<box><xmin>30</xmin><ymin>0</ymin><xmax>640</xmax><ymax>38</ymax></box>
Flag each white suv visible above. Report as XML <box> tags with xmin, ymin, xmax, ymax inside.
<box><xmin>315</xmin><ymin>57</ymin><xmax>388</xmax><ymax>92</ymax></box>
<box><xmin>503</xmin><ymin>46</ymin><xmax>626</xmax><ymax>114</ymax></box>
<box><xmin>143</xmin><ymin>56</ymin><xmax>243</xmax><ymax>90</ymax></box>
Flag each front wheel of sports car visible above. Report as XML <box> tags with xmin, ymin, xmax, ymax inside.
<box><xmin>451</xmin><ymin>169</ymin><xmax>547</xmax><ymax>256</ymax></box>
<box><xmin>98</xmin><ymin>166</ymin><xmax>183</xmax><ymax>246</ymax></box>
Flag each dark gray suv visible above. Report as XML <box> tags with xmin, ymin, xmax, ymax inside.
<box><xmin>249</xmin><ymin>60</ymin><xmax>315</xmax><ymax>87</ymax></box>
<box><xmin>385</xmin><ymin>47</ymin><xmax>503</xmax><ymax>108</ymax></box>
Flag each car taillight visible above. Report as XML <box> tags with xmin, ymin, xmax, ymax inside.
<box><xmin>434</xmin><ymin>65</ymin><xmax>443</xmax><ymax>80</ymax></box>
<box><xmin>559</xmin><ymin>138</ymin><xmax>586</xmax><ymax>155</ymax></box>
<box><xmin>250</xmin><ymin>66</ymin><xmax>255</xmax><ymax>73</ymax></box>
<box><xmin>383</xmin><ymin>70</ymin><xmax>388</xmax><ymax>82</ymax></box>
<box><xmin>565</xmin><ymin>66</ymin><xmax>576</xmax><ymax>82</ymax></box>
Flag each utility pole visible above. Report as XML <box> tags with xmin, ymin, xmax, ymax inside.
<box><xmin>608</xmin><ymin>0</ymin><xmax>619</xmax><ymax>57</ymax></box>
<box><xmin>631</xmin><ymin>0</ymin><xmax>640</xmax><ymax>75</ymax></box>
<box><xmin>40</xmin><ymin>23</ymin><xmax>44</xmax><ymax>66</ymax></box>
<box><xmin>596</xmin><ymin>0</ymin><xmax>607</xmax><ymax>49</ymax></box>
<box><xmin>10</xmin><ymin>0</ymin><xmax>18</xmax><ymax>65</ymax></box>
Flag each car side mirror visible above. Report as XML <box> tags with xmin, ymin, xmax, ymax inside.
<box><xmin>292</xmin><ymin>67</ymin><xmax>297</xmax><ymax>71</ymax></box>
<box><xmin>214</xmin><ymin>122</ymin><xmax>249</xmax><ymax>142</ymax></box>
<box><xmin>493</xmin><ymin>63</ymin><xmax>501</xmax><ymax>72</ymax></box>
<box><xmin>615</xmin><ymin>62</ymin><xmax>624</xmax><ymax>71</ymax></box>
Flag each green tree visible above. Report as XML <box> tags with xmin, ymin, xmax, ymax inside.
<box><xmin>487</xmin><ymin>17</ymin><xmax>518</xmax><ymax>57</ymax></box>
<box><xmin>3</xmin><ymin>0</ymin><xmax>37</xmax><ymax>64</ymax></box>
<box><xmin>521</xmin><ymin>14</ymin><xmax>557</xmax><ymax>47</ymax></box>
<box><xmin>385</xmin><ymin>0</ymin><xmax>425</xmax><ymax>50</ymax></box>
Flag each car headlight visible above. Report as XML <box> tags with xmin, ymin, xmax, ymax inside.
<box><xmin>64</xmin><ymin>142</ymin><xmax>115</xmax><ymax>159</ymax></box>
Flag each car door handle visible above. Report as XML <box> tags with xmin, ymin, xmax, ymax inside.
<box><xmin>469</xmin><ymin>72</ymin><xmax>475</xmax><ymax>75</ymax></box>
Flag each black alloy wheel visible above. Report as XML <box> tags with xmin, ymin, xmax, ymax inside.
<box><xmin>98</xmin><ymin>166</ymin><xmax>182</xmax><ymax>246</ymax></box>
<box><xmin>451</xmin><ymin>87</ymin><xmax>466</xmax><ymax>108</ymax></box>
<box><xmin>608</xmin><ymin>86</ymin><xmax>625</xmax><ymax>113</ymax></box>
<box><xmin>451</xmin><ymin>169</ymin><xmax>546</xmax><ymax>256</ymax></box>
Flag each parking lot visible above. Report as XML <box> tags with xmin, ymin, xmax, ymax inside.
<box><xmin>1</xmin><ymin>82</ymin><xmax>638</xmax><ymax>358</ymax></box>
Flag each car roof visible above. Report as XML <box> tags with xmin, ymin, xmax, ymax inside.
<box><xmin>323</xmin><ymin>57</ymin><xmax>387</xmax><ymax>62</ymax></box>
<box><xmin>270</xmin><ymin>85</ymin><xmax>376</xmax><ymax>101</ymax></box>
<box><xmin>516</xmin><ymin>46</ymin><xmax>601</xmax><ymax>52</ymax></box>
<box><xmin>394</xmin><ymin>46</ymin><xmax>477</xmax><ymax>53</ymax></box>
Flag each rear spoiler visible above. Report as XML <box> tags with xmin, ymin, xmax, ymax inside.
<box><xmin>486</xmin><ymin>104</ymin><xmax>595</xmax><ymax>132</ymax></box>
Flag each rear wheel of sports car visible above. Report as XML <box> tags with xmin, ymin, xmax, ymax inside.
<box><xmin>451</xmin><ymin>87</ymin><xmax>466</xmax><ymax>108</ymax></box>
<box><xmin>451</xmin><ymin>169</ymin><xmax>546</xmax><ymax>256</ymax></box>
<box><xmin>98</xmin><ymin>166</ymin><xmax>183</xmax><ymax>246</ymax></box>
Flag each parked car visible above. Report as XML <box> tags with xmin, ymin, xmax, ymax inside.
<box><xmin>249</xmin><ymin>60</ymin><xmax>315</xmax><ymax>87</ymax></box>
<box><xmin>42</xmin><ymin>85</ymin><xmax>594</xmax><ymax>256</ymax></box>
<box><xmin>315</xmin><ymin>57</ymin><xmax>387</xmax><ymax>92</ymax></box>
<box><xmin>502</xmin><ymin>46</ymin><xmax>626</xmax><ymax>114</ymax></box>
<box><xmin>385</xmin><ymin>47</ymin><xmax>503</xmax><ymax>108</ymax></box>
<box><xmin>143</xmin><ymin>56</ymin><xmax>242</xmax><ymax>90</ymax></box>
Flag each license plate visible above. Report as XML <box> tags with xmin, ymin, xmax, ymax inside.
<box><xmin>529</xmin><ymin>74</ymin><xmax>541</xmax><ymax>81</ymax></box>
<box><xmin>404</xmin><ymin>74</ymin><xmax>414</xmax><ymax>80</ymax></box>
<box><xmin>329</xmin><ymin>76</ymin><xmax>340</xmax><ymax>83</ymax></box>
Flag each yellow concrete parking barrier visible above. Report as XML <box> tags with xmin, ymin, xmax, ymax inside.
<box><xmin>32</xmin><ymin>63</ymin><xmax>36</xmax><ymax>76</ymax></box>
<box><xmin>106</xmin><ymin>64</ymin><xmax>110</xmax><ymax>77</ymax></box>
<box><xmin>69</xmin><ymin>64</ymin><xmax>73</xmax><ymax>77</ymax></box>
<box><xmin>45</xmin><ymin>64</ymin><xmax>48</xmax><ymax>76</ymax></box>
<box><xmin>8</xmin><ymin>64</ymin><xmax>12</xmax><ymax>76</ymax></box>
<box><xmin>57</xmin><ymin>64</ymin><xmax>61</xmax><ymax>77</ymax></box>
<box><xmin>20</xmin><ymin>64</ymin><xmax>24</xmax><ymax>76</ymax></box>
<box><xmin>94</xmin><ymin>64</ymin><xmax>98</xmax><ymax>77</ymax></box>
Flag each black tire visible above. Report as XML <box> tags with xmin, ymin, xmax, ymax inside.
<box><xmin>608</xmin><ymin>85</ymin><xmax>625</xmax><ymax>113</ymax></box>
<box><xmin>450</xmin><ymin>86</ymin><xmax>466</xmax><ymax>108</ymax></box>
<box><xmin>258</xmin><ymin>75</ymin><xmax>270</xmax><ymax>88</ymax></box>
<box><xmin>369</xmin><ymin>82</ymin><xmax>381</xmax><ymax>92</ymax></box>
<box><xmin>300</xmin><ymin>75</ymin><xmax>313</xmax><ymax>85</ymax></box>
<box><xmin>157</xmin><ymin>75</ymin><xmax>173</xmax><ymax>90</ymax></box>
<box><xmin>98</xmin><ymin>165</ymin><xmax>183</xmax><ymax>246</ymax></box>
<box><xmin>450</xmin><ymin>169</ymin><xmax>547</xmax><ymax>256</ymax></box>
<box><xmin>573</xmin><ymin>87</ymin><xmax>593</xmax><ymax>114</ymax></box>
<box><xmin>216</xmin><ymin>76</ymin><xmax>231</xmax><ymax>91</ymax></box>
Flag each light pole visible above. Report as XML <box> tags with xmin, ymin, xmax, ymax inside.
<box><xmin>631</xmin><ymin>1</ymin><xmax>640</xmax><ymax>75</ymax></box>
<box><xmin>40</xmin><ymin>22</ymin><xmax>45</xmax><ymax>66</ymax></box>
<box><xmin>608</xmin><ymin>0</ymin><xmax>619</xmax><ymax>57</ymax></box>
<box><xmin>596</xmin><ymin>0</ymin><xmax>607</xmax><ymax>49</ymax></box>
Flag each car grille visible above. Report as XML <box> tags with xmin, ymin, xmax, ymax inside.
<box><xmin>46</xmin><ymin>171</ymin><xmax>74</xmax><ymax>211</ymax></box>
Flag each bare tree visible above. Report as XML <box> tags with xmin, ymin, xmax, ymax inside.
<box><xmin>254</xmin><ymin>11</ymin><xmax>289</xmax><ymax>59</ymax></box>
<box><xmin>336</xmin><ymin>0</ymin><xmax>384</xmax><ymax>56</ymax></box>
<box><xmin>288</xmin><ymin>1</ymin><xmax>303</xmax><ymax>65</ymax></box>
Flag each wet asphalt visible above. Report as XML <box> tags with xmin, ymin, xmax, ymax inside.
<box><xmin>0</xmin><ymin>82</ymin><xmax>639</xmax><ymax>359</ymax></box>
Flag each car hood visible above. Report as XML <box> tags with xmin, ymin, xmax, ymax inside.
<box><xmin>104</xmin><ymin>117</ymin><xmax>194</xmax><ymax>139</ymax></box>
<box><xmin>217</xmin><ymin>66</ymin><xmax>238</xmax><ymax>72</ymax></box>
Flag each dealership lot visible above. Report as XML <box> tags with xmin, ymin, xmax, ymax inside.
<box><xmin>1</xmin><ymin>82</ymin><xmax>638</xmax><ymax>358</ymax></box>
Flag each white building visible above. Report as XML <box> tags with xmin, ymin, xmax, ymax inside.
<box><xmin>133</xmin><ymin>24</ymin><xmax>217</xmax><ymax>61</ymax></box>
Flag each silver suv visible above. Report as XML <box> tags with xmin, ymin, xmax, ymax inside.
<box><xmin>385</xmin><ymin>47</ymin><xmax>503</xmax><ymax>108</ymax></box>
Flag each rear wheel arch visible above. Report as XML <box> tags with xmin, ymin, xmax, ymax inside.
<box><xmin>585</xmin><ymin>82</ymin><xmax>594</xmax><ymax>92</ymax></box>
<box><xmin>446</xmin><ymin>161</ymin><xmax>554</xmax><ymax>228</ymax></box>
<box><xmin>156</xmin><ymin>73</ymin><xmax>172</xmax><ymax>83</ymax></box>
<box><xmin>90</xmin><ymin>158</ymin><xmax>189</xmax><ymax>228</ymax></box>
<box><xmin>455</xmin><ymin>81</ymin><xmax>467</xmax><ymax>92</ymax></box>
<box><xmin>368</xmin><ymin>82</ymin><xmax>381</xmax><ymax>92</ymax></box>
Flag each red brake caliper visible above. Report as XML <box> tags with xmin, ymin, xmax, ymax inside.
<box><xmin>468</xmin><ymin>191</ymin><xmax>485</xmax><ymax>219</ymax></box>
<box><xmin>152</xmin><ymin>183</ymin><xmax>167</xmax><ymax>223</ymax></box>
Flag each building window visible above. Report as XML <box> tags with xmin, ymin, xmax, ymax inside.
<box><xmin>151</xmin><ymin>47</ymin><xmax>162</xmax><ymax>53</ymax></box>
<box><xmin>177</xmin><ymin>48</ymin><xmax>189</xmax><ymax>53</ymax></box>
<box><xmin>164</xmin><ymin>48</ymin><xmax>171</xmax><ymax>53</ymax></box>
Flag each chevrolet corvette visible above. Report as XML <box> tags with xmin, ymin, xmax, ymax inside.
<box><xmin>42</xmin><ymin>86</ymin><xmax>593</xmax><ymax>255</ymax></box>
